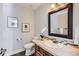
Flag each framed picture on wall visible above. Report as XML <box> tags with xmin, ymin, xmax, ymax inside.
<box><xmin>7</xmin><ymin>16</ymin><xmax>18</xmax><ymax>28</ymax></box>
<box><xmin>22</xmin><ymin>23</ymin><xmax>30</xmax><ymax>32</ymax></box>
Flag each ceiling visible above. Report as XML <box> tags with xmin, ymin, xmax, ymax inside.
<box><xmin>16</xmin><ymin>3</ymin><xmax>42</xmax><ymax>10</ymax></box>
<box><xmin>26</xmin><ymin>3</ymin><xmax>42</xmax><ymax>10</ymax></box>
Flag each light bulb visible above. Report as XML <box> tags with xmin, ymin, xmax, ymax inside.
<box><xmin>51</xmin><ymin>4</ymin><xmax>56</xmax><ymax>8</ymax></box>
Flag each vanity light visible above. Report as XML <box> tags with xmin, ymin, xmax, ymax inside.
<box><xmin>48</xmin><ymin>3</ymin><xmax>57</xmax><ymax>12</ymax></box>
<box><xmin>51</xmin><ymin>3</ymin><xmax>66</xmax><ymax>8</ymax></box>
<box><xmin>51</xmin><ymin>3</ymin><xmax>56</xmax><ymax>8</ymax></box>
<box><xmin>49</xmin><ymin>3</ymin><xmax>67</xmax><ymax>12</ymax></box>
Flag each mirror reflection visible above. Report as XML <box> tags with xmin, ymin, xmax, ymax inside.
<box><xmin>50</xmin><ymin>8</ymin><xmax>68</xmax><ymax>35</ymax></box>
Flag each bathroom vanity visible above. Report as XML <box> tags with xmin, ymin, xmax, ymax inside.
<box><xmin>32</xmin><ymin>39</ymin><xmax>79</xmax><ymax>56</ymax></box>
<box><xmin>32</xmin><ymin>3</ymin><xmax>77</xmax><ymax>56</ymax></box>
<box><xmin>35</xmin><ymin>44</ymin><xmax>53</xmax><ymax>56</ymax></box>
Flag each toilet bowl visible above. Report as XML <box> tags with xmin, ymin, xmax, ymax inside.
<box><xmin>24</xmin><ymin>42</ymin><xmax>35</xmax><ymax>56</ymax></box>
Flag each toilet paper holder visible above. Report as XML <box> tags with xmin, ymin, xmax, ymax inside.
<box><xmin>17</xmin><ymin>38</ymin><xmax>22</xmax><ymax>40</ymax></box>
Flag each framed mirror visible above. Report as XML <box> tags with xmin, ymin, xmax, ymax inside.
<box><xmin>48</xmin><ymin>3</ymin><xmax>73</xmax><ymax>39</ymax></box>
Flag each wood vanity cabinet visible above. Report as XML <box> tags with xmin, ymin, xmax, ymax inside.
<box><xmin>35</xmin><ymin>44</ymin><xmax>53</xmax><ymax>56</ymax></box>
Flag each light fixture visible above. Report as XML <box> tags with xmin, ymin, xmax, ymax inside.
<box><xmin>51</xmin><ymin>3</ymin><xmax>65</xmax><ymax>8</ymax></box>
<box><xmin>49</xmin><ymin>3</ymin><xmax>68</xmax><ymax>12</ymax></box>
<box><xmin>51</xmin><ymin>3</ymin><xmax>56</xmax><ymax>8</ymax></box>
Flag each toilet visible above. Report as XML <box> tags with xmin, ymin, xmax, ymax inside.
<box><xmin>24</xmin><ymin>42</ymin><xmax>35</xmax><ymax>56</ymax></box>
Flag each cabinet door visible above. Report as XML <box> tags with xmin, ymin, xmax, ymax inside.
<box><xmin>35</xmin><ymin>45</ymin><xmax>44</xmax><ymax>56</ymax></box>
<box><xmin>35</xmin><ymin>44</ymin><xmax>53</xmax><ymax>56</ymax></box>
<box><xmin>39</xmin><ymin>47</ymin><xmax>45</xmax><ymax>55</ymax></box>
<box><xmin>44</xmin><ymin>50</ymin><xmax>53</xmax><ymax>56</ymax></box>
<box><xmin>35</xmin><ymin>45</ymin><xmax>40</xmax><ymax>51</ymax></box>
<box><xmin>36</xmin><ymin>51</ymin><xmax>43</xmax><ymax>56</ymax></box>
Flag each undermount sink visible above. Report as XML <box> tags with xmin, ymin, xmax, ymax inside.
<box><xmin>41</xmin><ymin>39</ymin><xmax>64</xmax><ymax>49</ymax></box>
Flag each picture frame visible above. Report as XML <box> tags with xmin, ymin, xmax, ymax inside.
<box><xmin>7</xmin><ymin>16</ymin><xmax>18</xmax><ymax>28</ymax></box>
<box><xmin>22</xmin><ymin>23</ymin><xmax>30</xmax><ymax>32</ymax></box>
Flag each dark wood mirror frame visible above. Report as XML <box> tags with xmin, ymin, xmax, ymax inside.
<box><xmin>48</xmin><ymin>3</ymin><xmax>73</xmax><ymax>39</ymax></box>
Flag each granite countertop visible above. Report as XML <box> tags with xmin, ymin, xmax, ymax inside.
<box><xmin>32</xmin><ymin>39</ymin><xmax>79</xmax><ymax>56</ymax></box>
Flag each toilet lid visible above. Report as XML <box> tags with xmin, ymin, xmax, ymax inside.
<box><xmin>24</xmin><ymin>42</ymin><xmax>35</xmax><ymax>48</ymax></box>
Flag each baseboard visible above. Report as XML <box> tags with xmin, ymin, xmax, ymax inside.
<box><xmin>5</xmin><ymin>48</ymin><xmax>25</xmax><ymax>56</ymax></box>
